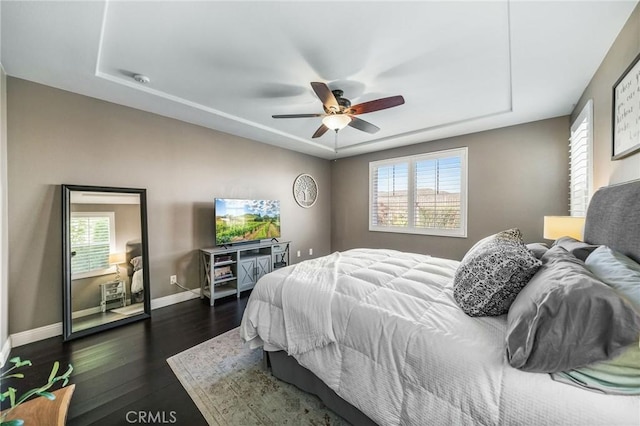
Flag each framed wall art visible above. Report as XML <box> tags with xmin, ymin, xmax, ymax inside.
<box><xmin>612</xmin><ymin>52</ymin><xmax>640</xmax><ymax>160</ymax></box>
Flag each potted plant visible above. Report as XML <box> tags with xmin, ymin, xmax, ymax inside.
<box><xmin>0</xmin><ymin>357</ymin><xmax>73</xmax><ymax>426</ymax></box>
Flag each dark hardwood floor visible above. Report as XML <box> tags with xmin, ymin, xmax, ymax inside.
<box><xmin>2</xmin><ymin>294</ymin><xmax>249</xmax><ymax>425</ymax></box>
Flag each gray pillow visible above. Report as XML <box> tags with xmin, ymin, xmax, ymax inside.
<box><xmin>552</xmin><ymin>236</ymin><xmax>599</xmax><ymax>261</ymax></box>
<box><xmin>453</xmin><ymin>229</ymin><xmax>542</xmax><ymax>317</ymax></box>
<box><xmin>506</xmin><ymin>246</ymin><xmax>640</xmax><ymax>373</ymax></box>
<box><xmin>526</xmin><ymin>243</ymin><xmax>548</xmax><ymax>259</ymax></box>
<box><xmin>551</xmin><ymin>246</ymin><xmax>640</xmax><ymax>394</ymax></box>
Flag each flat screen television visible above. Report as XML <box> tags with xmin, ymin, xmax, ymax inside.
<box><xmin>214</xmin><ymin>198</ymin><xmax>281</xmax><ymax>246</ymax></box>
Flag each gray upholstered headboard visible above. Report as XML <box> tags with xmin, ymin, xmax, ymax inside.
<box><xmin>126</xmin><ymin>239</ymin><xmax>142</xmax><ymax>278</ymax></box>
<box><xmin>583</xmin><ymin>179</ymin><xmax>640</xmax><ymax>263</ymax></box>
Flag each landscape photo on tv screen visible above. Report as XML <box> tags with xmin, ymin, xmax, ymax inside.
<box><xmin>215</xmin><ymin>199</ymin><xmax>281</xmax><ymax>245</ymax></box>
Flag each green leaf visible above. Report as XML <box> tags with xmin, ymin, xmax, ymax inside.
<box><xmin>8</xmin><ymin>358</ymin><xmax>31</xmax><ymax>369</ymax></box>
<box><xmin>47</xmin><ymin>361</ymin><xmax>60</xmax><ymax>383</ymax></box>
<box><xmin>0</xmin><ymin>388</ymin><xmax>17</xmax><ymax>407</ymax></box>
<box><xmin>2</xmin><ymin>374</ymin><xmax>24</xmax><ymax>380</ymax></box>
<box><xmin>36</xmin><ymin>391</ymin><xmax>55</xmax><ymax>400</ymax></box>
<box><xmin>59</xmin><ymin>364</ymin><xmax>73</xmax><ymax>385</ymax></box>
<box><xmin>1</xmin><ymin>419</ymin><xmax>26</xmax><ymax>426</ymax></box>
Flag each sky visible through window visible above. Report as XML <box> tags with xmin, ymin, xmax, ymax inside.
<box><xmin>376</xmin><ymin>156</ymin><xmax>461</xmax><ymax>194</ymax></box>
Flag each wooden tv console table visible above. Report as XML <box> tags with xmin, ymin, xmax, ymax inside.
<box><xmin>199</xmin><ymin>241</ymin><xmax>290</xmax><ymax>306</ymax></box>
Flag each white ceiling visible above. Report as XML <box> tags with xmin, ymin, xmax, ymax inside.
<box><xmin>1</xmin><ymin>1</ymin><xmax>637</xmax><ymax>159</ymax></box>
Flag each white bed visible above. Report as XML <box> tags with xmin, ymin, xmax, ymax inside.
<box><xmin>240</xmin><ymin>180</ymin><xmax>640</xmax><ymax>425</ymax></box>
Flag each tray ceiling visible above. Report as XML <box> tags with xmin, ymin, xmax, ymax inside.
<box><xmin>1</xmin><ymin>1</ymin><xmax>636</xmax><ymax>158</ymax></box>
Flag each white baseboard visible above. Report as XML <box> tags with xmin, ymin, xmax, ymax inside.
<box><xmin>71</xmin><ymin>306</ymin><xmax>102</xmax><ymax>319</ymax></box>
<box><xmin>151</xmin><ymin>288</ymin><xmax>201</xmax><ymax>310</ymax></box>
<box><xmin>11</xmin><ymin>322</ymin><xmax>62</xmax><ymax>348</ymax></box>
<box><xmin>1</xmin><ymin>336</ymin><xmax>12</xmax><ymax>367</ymax></box>
<box><xmin>9</xmin><ymin>287</ymin><xmax>202</xmax><ymax>348</ymax></box>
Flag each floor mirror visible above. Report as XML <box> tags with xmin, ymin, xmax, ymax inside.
<box><xmin>62</xmin><ymin>184</ymin><xmax>151</xmax><ymax>341</ymax></box>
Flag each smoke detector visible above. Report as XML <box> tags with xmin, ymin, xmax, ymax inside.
<box><xmin>133</xmin><ymin>74</ymin><xmax>150</xmax><ymax>84</ymax></box>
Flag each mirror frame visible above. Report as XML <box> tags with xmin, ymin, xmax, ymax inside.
<box><xmin>62</xmin><ymin>184</ymin><xmax>151</xmax><ymax>341</ymax></box>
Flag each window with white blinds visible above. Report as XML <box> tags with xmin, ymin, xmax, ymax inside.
<box><xmin>369</xmin><ymin>147</ymin><xmax>468</xmax><ymax>237</ymax></box>
<box><xmin>570</xmin><ymin>100</ymin><xmax>593</xmax><ymax>217</ymax></box>
<box><xmin>70</xmin><ymin>212</ymin><xmax>116</xmax><ymax>278</ymax></box>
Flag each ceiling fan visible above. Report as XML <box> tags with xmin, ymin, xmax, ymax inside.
<box><xmin>272</xmin><ymin>82</ymin><xmax>405</xmax><ymax>138</ymax></box>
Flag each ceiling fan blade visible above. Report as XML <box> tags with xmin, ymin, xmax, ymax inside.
<box><xmin>349</xmin><ymin>95</ymin><xmax>405</xmax><ymax>115</ymax></box>
<box><xmin>272</xmin><ymin>113</ymin><xmax>323</xmax><ymax>119</ymax></box>
<box><xmin>312</xmin><ymin>124</ymin><xmax>330</xmax><ymax>138</ymax></box>
<box><xmin>311</xmin><ymin>82</ymin><xmax>339</xmax><ymax>111</ymax></box>
<box><xmin>348</xmin><ymin>116</ymin><xmax>380</xmax><ymax>134</ymax></box>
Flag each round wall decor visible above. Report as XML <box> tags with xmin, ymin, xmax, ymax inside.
<box><xmin>293</xmin><ymin>174</ymin><xmax>318</xmax><ymax>208</ymax></box>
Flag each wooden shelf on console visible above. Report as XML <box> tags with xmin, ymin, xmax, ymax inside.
<box><xmin>202</xmin><ymin>284</ymin><xmax>237</xmax><ymax>301</ymax></box>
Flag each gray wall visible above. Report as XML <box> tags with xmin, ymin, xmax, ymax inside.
<box><xmin>7</xmin><ymin>77</ymin><xmax>331</xmax><ymax>334</ymax></box>
<box><xmin>1</xmin><ymin>65</ymin><xmax>8</xmax><ymax>361</ymax></box>
<box><xmin>572</xmin><ymin>1</ymin><xmax>640</xmax><ymax>187</ymax></box>
<box><xmin>331</xmin><ymin>117</ymin><xmax>569</xmax><ymax>260</ymax></box>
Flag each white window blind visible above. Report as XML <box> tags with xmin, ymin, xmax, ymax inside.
<box><xmin>370</xmin><ymin>147</ymin><xmax>467</xmax><ymax>237</ymax></box>
<box><xmin>70</xmin><ymin>212</ymin><xmax>115</xmax><ymax>277</ymax></box>
<box><xmin>370</xmin><ymin>162</ymin><xmax>409</xmax><ymax>227</ymax></box>
<box><xmin>570</xmin><ymin>100</ymin><xmax>593</xmax><ymax>217</ymax></box>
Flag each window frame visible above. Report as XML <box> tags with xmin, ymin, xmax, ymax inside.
<box><xmin>369</xmin><ymin>147</ymin><xmax>468</xmax><ymax>238</ymax></box>
<box><xmin>70</xmin><ymin>211</ymin><xmax>117</xmax><ymax>279</ymax></box>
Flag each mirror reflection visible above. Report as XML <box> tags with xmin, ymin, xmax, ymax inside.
<box><xmin>63</xmin><ymin>186</ymin><xmax>150</xmax><ymax>340</ymax></box>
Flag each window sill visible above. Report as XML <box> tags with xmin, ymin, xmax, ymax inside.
<box><xmin>369</xmin><ymin>226</ymin><xmax>467</xmax><ymax>238</ymax></box>
<box><xmin>72</xmin><ymin>266</ymin><xmax>117</xmax><ymax>280</ymax></box>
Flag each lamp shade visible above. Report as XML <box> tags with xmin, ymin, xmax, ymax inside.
<box><xmin>108</xmin><ymin>252</ymin><xmax>126</xmax><ymax>265</ymax></box>
<box><xmin>543</xmin><ymin>216</ymin><xmax>586</xmax><ymax>240</ymax></box>
<box><xmin>322</xmin><ymin>114</ymin><xmax>351</xmax><ymax>131</ymax></box>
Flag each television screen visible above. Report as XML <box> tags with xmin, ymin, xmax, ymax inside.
<box><xmin>215</xmin><ymin>199</ymin><xmax>281</xmax><ymax>245</ymax></box>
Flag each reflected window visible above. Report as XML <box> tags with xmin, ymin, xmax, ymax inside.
<box><xmin>70</xmin><ymin>212</ymin><xmax>115</xmax><ymax>278</ymax></box>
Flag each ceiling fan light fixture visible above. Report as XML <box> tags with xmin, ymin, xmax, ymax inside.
<box><xmin>273</xmin><ymin>82</ymin><xmax>404</xmax><ymax>138</ymax></box>
<box><xmin>322</xmin><ymin>114</ymin><xmax>351</xmax><ymax>131</ymax></box>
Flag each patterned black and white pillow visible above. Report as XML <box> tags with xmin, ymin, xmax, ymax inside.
<box><xmin>453</xmin><ymin>229</ymin><xmax>542</xmax><ymax>317</ymax></box>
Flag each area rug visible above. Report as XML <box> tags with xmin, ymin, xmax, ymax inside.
<box><xmin>166</xmin><ymin>327</ymin><xmax>348</xmax><ymax>425</ymax></box>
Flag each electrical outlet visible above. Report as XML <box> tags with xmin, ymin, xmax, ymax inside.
<box><xmin>170</xmin><ymin>275</ymin><xmax>177</xmax><ymax>285</ymax></box>
<box><xmin>309</xmin><ymin>248</ymin><xmax>313</xmax><ymax>256</ymax></box>
<box><xmin>297</xmin><ymin>250</ymin><xmax>301</xmax><ymax>257</ymax></box>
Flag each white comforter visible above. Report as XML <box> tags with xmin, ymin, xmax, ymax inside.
<box><xmin>240</xmin><ymin>248</ymin><xmax>640</xmax><ymax>426</ymax></box>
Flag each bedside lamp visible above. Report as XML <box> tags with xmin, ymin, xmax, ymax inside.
<box><xmin>543</xmin><ymin>216</ymin><xmax>586</xmax><ymax>241</ymax></box>
<box><xmin>109</xmin><ymin>252</ymin><xmax>126</xmax><ymax>281</ymax></box>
